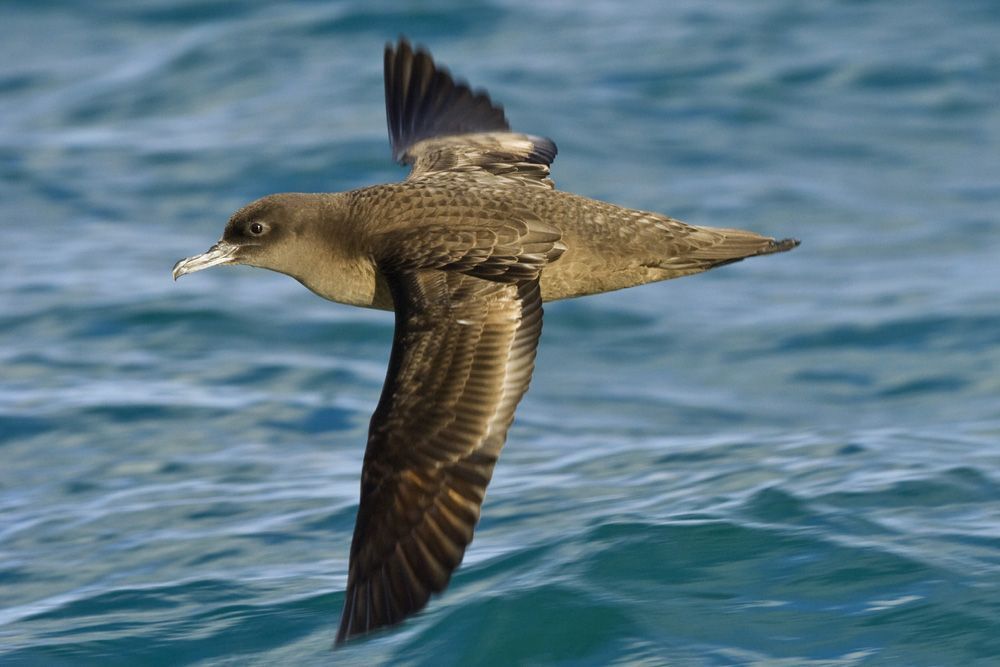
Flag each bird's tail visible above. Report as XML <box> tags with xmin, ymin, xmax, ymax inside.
<box><xmin>695</xmin><ymin>231</ymin><xmax>800</xmax><ymax>268</ymax></box>
<box><xmin>651</xmin><ymin>223</ymin><xmax>800</xmax><ymax>277</ymax></box>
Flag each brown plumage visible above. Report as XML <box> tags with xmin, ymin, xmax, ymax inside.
<box><xmin>172</xmin><ymin>38</ymin><xmax>799</xmax><ymax>644</ymax></box>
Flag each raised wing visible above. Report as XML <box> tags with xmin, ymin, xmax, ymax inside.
<box><xmin>337</xmin><ymin>274</ymin><xmax>543</xmax><ymax>643</ymax></box>
<box><xmin>384</xmin><ymin>38</ymin><xmax>558</xmax><ymax>188</ymax></box>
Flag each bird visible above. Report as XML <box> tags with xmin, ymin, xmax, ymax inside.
<box><xmin>172</xmin><ymin>38</ymin><xmax>799</xmax><ymax>644</ymax></box>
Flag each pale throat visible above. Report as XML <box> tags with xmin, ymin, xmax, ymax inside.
<box><xmin>288</xmin><ymin>252</ymin><xmax>385</xmax><ymax>309</ymax></box>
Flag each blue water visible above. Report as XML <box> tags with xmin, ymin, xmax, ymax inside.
<box><xmin>3</xmin><ymin>1</ymin><xmax>1000</xmax><ymax>664</ymax></box>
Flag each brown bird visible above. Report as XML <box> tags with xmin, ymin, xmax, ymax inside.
<box><xmin>173</xmin><ymin>38</ymin><xmax>799</xmax><ymax>644</ymax></box>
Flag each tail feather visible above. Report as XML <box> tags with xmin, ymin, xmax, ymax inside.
<box><xmin>689</xmin><ymin>227</ymin><xmax>799</xmax><ymax>260</ymax></box>
<box><xmin>654</xmin><ymin>224</ymin><xmax>799</xmax><ymax>274</ymax></box>
<box><xmin>747</xmin><ymin>236</ymin><xmax>800</xmax><ymax>257</ymax></box>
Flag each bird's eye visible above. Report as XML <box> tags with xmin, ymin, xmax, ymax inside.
<box><xmin>249</xmin><ymin>222</ymin><xmax>264</xmax><ymax>235</ymax></box>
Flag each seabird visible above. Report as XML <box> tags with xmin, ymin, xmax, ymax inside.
<box><xmin>173</xmin><ymin>39</ymin><xmax>799</xmax><ymax>644</ymax></box>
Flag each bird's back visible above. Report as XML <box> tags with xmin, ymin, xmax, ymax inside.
<box><xmin>350</xmin><ymin>176</ymin><xmax>796</xmax><ymax>303</ymax></box>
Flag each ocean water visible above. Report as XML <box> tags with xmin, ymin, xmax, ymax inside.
<box><xmin>2</xmin><ymin>0</ymin><xmax>1000</xmax><ymax>664</ymax></box>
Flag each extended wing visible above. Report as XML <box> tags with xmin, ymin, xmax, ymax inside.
<box><xmin>336</xmin><ymin>274</ymin><xmax>541</xmax><ymax>643</ymax></box>
<box><xmin>336</xmin><ymin>212</ymin><xmax>563</xmax><ymax>643</ymax></box>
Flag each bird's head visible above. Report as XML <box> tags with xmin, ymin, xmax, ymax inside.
<box><xmin>172</xmin><ymin>192</ymin><xmax>381</xmax><ymax>307</ymax></box>
<box><xmin>172</xmin><ymin>193</ymin><xmax>324</xmax><ymax>281</ymax></box>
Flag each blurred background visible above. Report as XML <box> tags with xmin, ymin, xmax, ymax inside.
<box><xmin>2</xmin><ymin>1</ymin><xmax>999</xmax><ymax>665</ymax></box>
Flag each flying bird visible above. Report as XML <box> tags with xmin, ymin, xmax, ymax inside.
<box><xmin>173</xmin><ymin>38</ymin><xmax>799</xmax><ymax>644</ymax></box>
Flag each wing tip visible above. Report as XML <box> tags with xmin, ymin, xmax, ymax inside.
<box><xmin>384</xmin><ymin>35</ymin><xmax>510</xmax><ymax>163</ymax></box>
<box><xmin>523</xmin><ymin>134</ymin><xmax>558</xmax><ymax>165</ymax></box>
<box><xmin>333</xmin><ymin>574</ymin><xmax>436</xmax><ymax>647</ymax></box>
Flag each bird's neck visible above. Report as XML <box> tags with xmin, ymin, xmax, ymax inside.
<box><xmin>280</xmin><ymin>193</ymin><xmax>388</xmax><ymax>310</ymax></box>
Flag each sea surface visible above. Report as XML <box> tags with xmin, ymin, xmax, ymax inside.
<box><xmin>3</xmin><ymin>1</ymin><xmax>1000</xmax><ymax>665</ymax></box>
